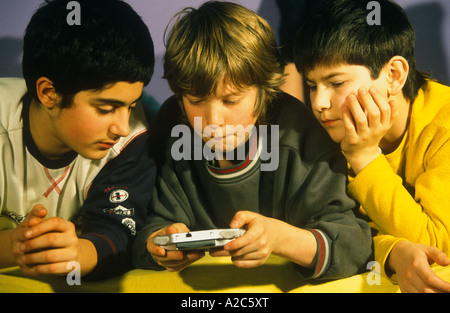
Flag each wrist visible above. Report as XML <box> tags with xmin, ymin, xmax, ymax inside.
<box><xmin>344</xmin><ymin>147</ymin><xmax>381</xmax><ymax>175</ymax></box>
<box><xmin>387</xmin><ymin>240</ymin><xmax>408</xmax><ymax>275</ymax></box>
<box><xmin>0</xmin><ymin>229</ymin><xmax>18</xmax><ymax>268</ymax></box>
<box><xmin>274</xmin><ymin>225</ymin><xmax>318</xmax><ymax>269</ymax></box>
<box><xmin>77</xmin><ymin>238</ymin><xmax>98</xmax><ymax>276</ymax></box>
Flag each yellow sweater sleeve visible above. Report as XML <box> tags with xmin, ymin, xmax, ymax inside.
<box><xmin>348</xmin><ymin>137</ymin><xmax>450</xmax><ymax>255</ymax></box>
<box><xmin>372</xmin><ymin>233</ymin><xmax>404</xmax><ymax>280</ymax></box>
<box><xmin>348</xmin><ymin>81</ymin><xmax>450</xmax><ymax>277</ymax></box>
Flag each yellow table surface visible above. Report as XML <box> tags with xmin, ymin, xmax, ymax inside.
<box><xmin>1</xmin><ymin>254</ymin><xmax>449</xmax><ymax>293</ymax></box>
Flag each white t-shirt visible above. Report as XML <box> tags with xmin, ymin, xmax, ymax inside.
<box><xmin>0</xmin><ymin>77</ymin><xmax>148</xmax><ymax>230</ymax></box>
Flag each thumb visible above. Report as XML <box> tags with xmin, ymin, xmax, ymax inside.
<box><xmin>25</xmin><ymin>205</ymin><xmax>47</xmax><ymax>227</ymax></box>
<box><xmin>166</xmin><ymin>223</ymin><xmax>190</xmax><ymax>235</ymax></box>
<box><xmin>149</xmin><ymin>224</ymin><xmax>189</xmax><ymax>258</ymax></box>
<box><xmin>230</xmin><ymin>210</ymin><xmax>255</xmax><ymax>228</ymax></box>
<box><xmin>31</xmin><ymin>204</ymin><xmax>47</xmax><ymax>217</ymax></box>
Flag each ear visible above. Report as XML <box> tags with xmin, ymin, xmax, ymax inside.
<box><xmin>35</xmin><ymin>77</ymin><xmax>59</xmax><ymax>109</ymax></box>
<box><xmin>383</xmin><ymin>56</ymin><xmax>409</xmax><ymax>97</ymax></box>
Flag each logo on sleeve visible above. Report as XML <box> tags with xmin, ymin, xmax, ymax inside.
<box><xmin>122</xmin><ymin>218</ymin><xmax>136</xmax><ymax>235</ymax></box>
<box><xmin>103</xmin><ymin>205</ymin><xmax>135</xmax><ymax>216</ymax></box>
<box><xmin>109</xmin><ymin>189</ymin><xmax>129</xmax><ymax>203</ymax></box>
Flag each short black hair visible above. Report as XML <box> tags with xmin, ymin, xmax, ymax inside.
<box><xmin>293</xmin><ymin>0</ymin><xmax>427</xmax><ymax>103</ymax></box>
<box><xmin>22</xmin><ymin>0</ymin><xmax>155</xmax><ymax>106</ymax></box>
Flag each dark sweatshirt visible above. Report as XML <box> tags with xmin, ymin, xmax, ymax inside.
<box><xmin>133</xmin><ymin>92</ymin><xmax>372</xmax><ymax>280</ymax></box>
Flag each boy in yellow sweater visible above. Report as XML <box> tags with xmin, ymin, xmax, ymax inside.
<box><xmin>294</xmin><ymin>0</ymin><xmax>450</xmax><ymax>292</ymax></box>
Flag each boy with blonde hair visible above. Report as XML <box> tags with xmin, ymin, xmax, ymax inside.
<box><xmin>133</xmin><ymin>1</ymin><xmax>372</xmax><ymax>280</ymax></box>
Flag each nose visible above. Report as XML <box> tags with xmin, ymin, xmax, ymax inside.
<box><xmin>205</xmin><ymin>102</ymin><xmax>225</xmax><ymax>127</ymax></box>
<box><xmin>109</xmin><ymin>108</ymin><xmax>130</xmax><ymax>138</ymax></box>
<box><xmin>311</xmin><ymin>88</ymin><xmax>331</xmax><ymax>113</ymax></box>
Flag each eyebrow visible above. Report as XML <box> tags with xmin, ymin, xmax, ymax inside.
<box><xmin>306</xmin><ymin>72</ymin><xmax>346</xmax><ymax>83</ymax></box>
<box><xmin>186</xmin><ymin>91</ymin><xmax>243</xmax><ymax>100</ymax></box>
<box><xmin>221</xmin><ymin>92</ymin><xmax>244</xmax><ymax>99</ymax></box>
<box><xmin>93</xmin><ymin>93</ymin><xmax>143</xmax><ymax>106</ymax></box>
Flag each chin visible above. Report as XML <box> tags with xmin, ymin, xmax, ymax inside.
<box><xmin>328</xmin><ymin>133</ymin><xmax>344</xmax><ymax>144</ymax></box>
<box><xmin>80</xmin><ymin>150</ymin><xmax>110</xmax><ymax>160</ymax></box>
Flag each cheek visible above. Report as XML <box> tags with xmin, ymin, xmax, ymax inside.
<box><xmin>333</xmin><ymin>95</ymin><xmax>348</xmax><ymax>114</ymax></box>
<box><xmin>184</xmin><ymin>106</ymin><xmax>209</xmax><ymax>141</ymax></box>
<box><xmin>371</xmin><ymin>82</ymin><xmax>389</xmax><ymax>100</ymax></box>
<box><xmin>323</xmin><ymin>92</ymin><xmax>346</xmax><ymax>119</ymax></box>
<box><xmin>244</xmin><ymin>115</ymin><xmax>258</xmax><ymax>128</ymax></box>
<box><xmin>226</xmin><ymin>114</ymin><xmax>257</xmax><ymax>134</ymax></box>
<box><xmin>183</xmin><ymin>100</ymin><xmax>199</xmax><ymax>122</ymax></box>
<box><xmin>184</xmin><ymin>106</ymin><xmax>203</xmax><ymax>132</ymax></box>
<box><xmin>234</xmin><ymin>101</ymin><xmax>258</xmax><ymax>127</ymax></box>
<box><xmin>57</xmin><ymin>109</ymin><xmax>104</xmax><ymax>140</ymax></box>
<box><xmin>332</xmin><ymin>83</ymin><xmax>365</xmax><ymax>114</ymax></box>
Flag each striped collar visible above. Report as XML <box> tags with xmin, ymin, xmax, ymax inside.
<box><xmin>205</xmin><ymin>131</ymin><xmax>262</xmax><ymax>180</ymax></box>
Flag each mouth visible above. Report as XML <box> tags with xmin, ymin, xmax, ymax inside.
<box><xmin>204</xmin><ymin>134</ymin><xmax>240</xmax><ymax>151</ymax></box>
<box><xmin>98</xmin><ymin>141</ymin><xmax>118</xmax><ymax>149</ymax></box>
<box><xmin>322</xmin><ymin>119</ymin><xmax>339</xmax><ymax>127</ymax></box>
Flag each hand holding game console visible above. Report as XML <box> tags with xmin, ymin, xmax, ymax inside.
<box><xmin>210</xmin><ymin>211</ymin><xmax>318</xmax><ymax>269</ymax></box>
<box><xmin>209</xmin><ymin>210</ymin><xmax>283</xmax><ymax>268</ymax></box>
<box><xmin>149</xmin><ymin>211</ymin><xmax>318</xmax><ymax>271</ymax></box>
<box><xmin>154</xmin><ymin>228</ymin><xmax>246</xmax><ymax>251</ymax></box>
<box><xmin>148</xmin><ymin>223</ymin><xmax>206</xmax><ymax>272</ymax></box>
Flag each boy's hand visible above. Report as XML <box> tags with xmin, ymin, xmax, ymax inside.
<box><xmin>388</xmin><ymin>241</ymin><xmax>450</xmax><ymax>293</ymax></box>
<box><xmin>341</xmin><ymin>88</ymin><xmax>397</xmax><ymax>174</ymax></box>
<box><xmin>17</xmin><ymin>206</ymin><xmax>80</xmax><ymax>276</ymax></box>
<box><xmin>210</xmin><ymin>211</ymin><xmax>283</xmax><ymax>268</ymax></box>
<box><xmin>147</xmin><ymin>223</ymin><xmax>205</xmax><ymax>272</ymax></box>
<box><xmin>10</xmin><ymin>204</ymin><xmax>47</xmax><ymax>274</ymax></box>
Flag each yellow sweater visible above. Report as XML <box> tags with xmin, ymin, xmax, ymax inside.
<box><xmin>348</xmin><ymin>81</ymin><xmax>450</xmax><ymax>277</ymax></box>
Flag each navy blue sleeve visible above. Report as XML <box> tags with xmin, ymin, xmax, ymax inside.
<box><xmin>78</xmin><ymin>132</ymin><xmax>156</xmax><ymax>280</ymax></box>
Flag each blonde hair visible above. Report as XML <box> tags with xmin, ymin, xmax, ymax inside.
<box><xmin>163</xmin><ymin>1</ymin><xmax>284</xmax><ymax>123</ymax></box>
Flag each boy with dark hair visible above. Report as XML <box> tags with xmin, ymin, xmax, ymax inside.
<box><xmin>0</xmin><ymin>0</ymin><xmax>156</xmax><ymax>279</ymax></box>
<box><xmin>294</xmin><ymin>0</ymin><xmax>450</xmax><ymax>292</ymax></box>
<box><xmin>133</xmin><ymin>1</ymin><xmax>372</xmax><ymax>281</ymax></box>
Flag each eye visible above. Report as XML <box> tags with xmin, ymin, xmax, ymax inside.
<box><xmin>307</xmin><ymin>84</ymin><xmax>317</xmax><ymax>92</ymax></box>
<box><xmin>97</xmin><ymin>107</ymin><xmax>115</xmax><ymax>115</ymax></box>
<box><xmin>187</xmin><ymin>97</ymin><xmax>204</xmax><ymax>105</ymax></box>
<box><xmin>331</xmin><ymin>81</ymin><xmax>345</xmax><ymax>88</ymax></box>
<box><xmin>223</xmin><ymin>99</ymin><xmax>239</xmax><ymax>105</ymax></box>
